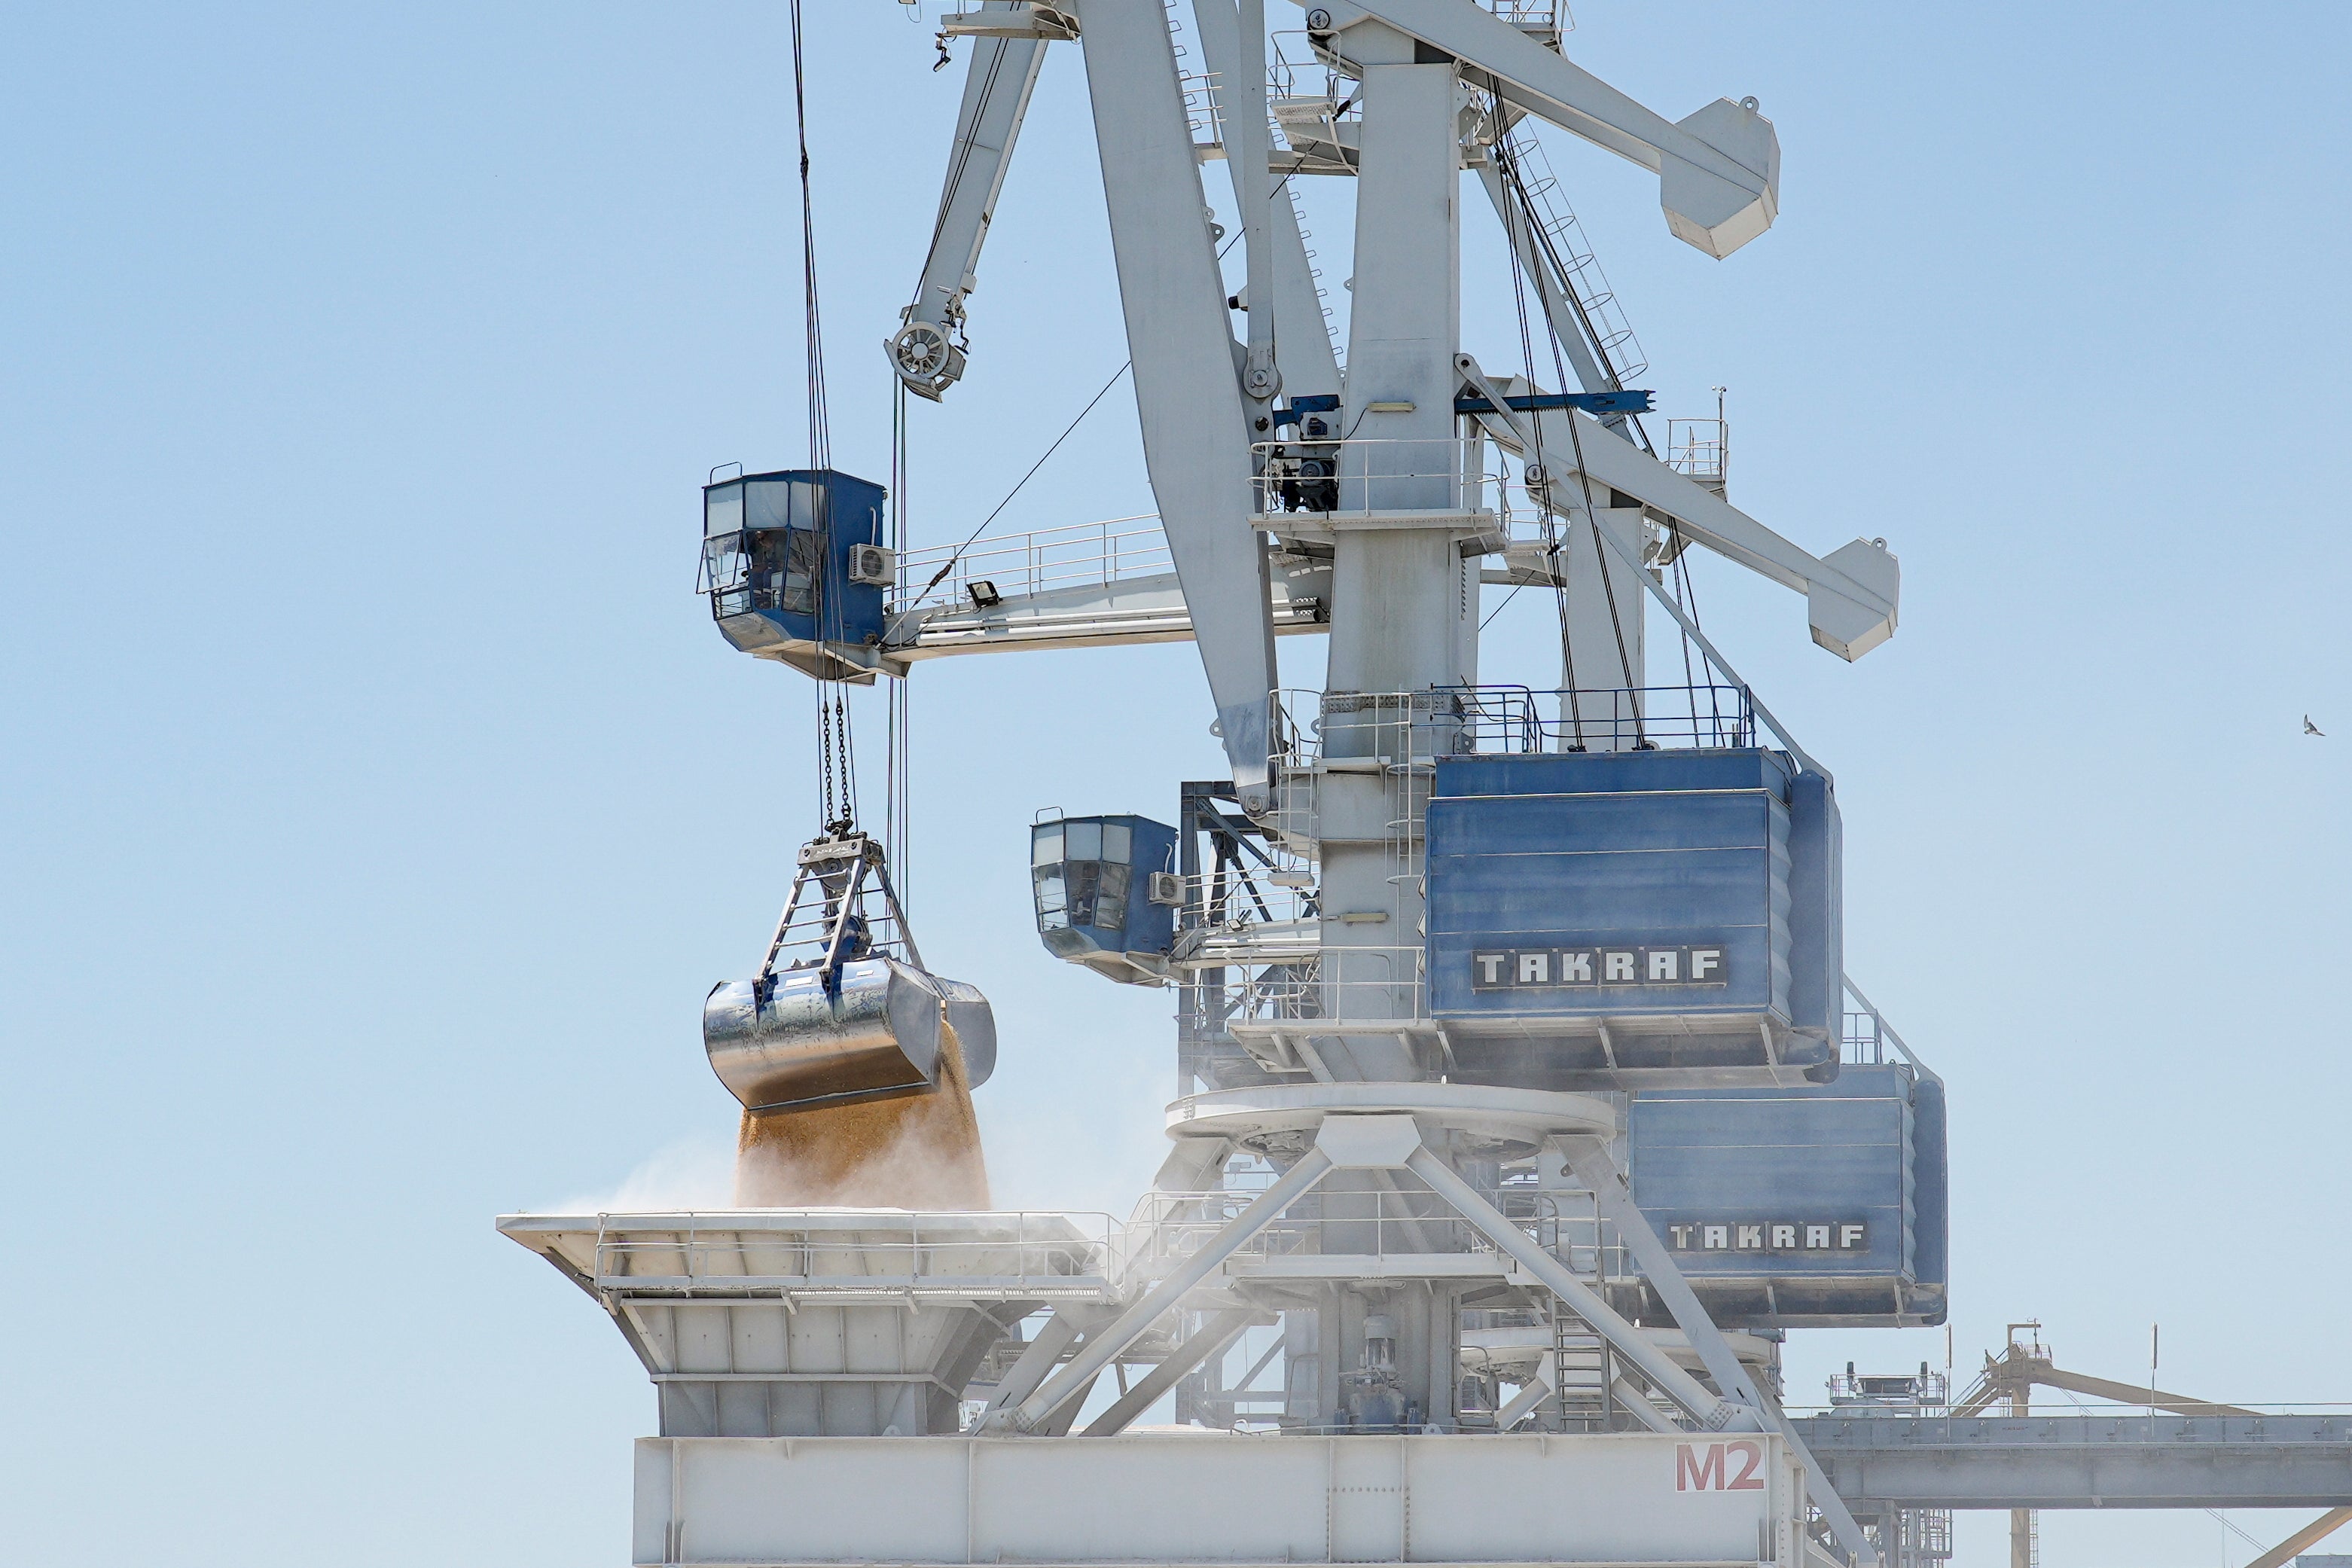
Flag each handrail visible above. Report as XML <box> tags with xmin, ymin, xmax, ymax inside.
<box><xmin>1842</xmin><ymin>975</ymin><xmax>1939</xmax><ymax>1085</ymax></box>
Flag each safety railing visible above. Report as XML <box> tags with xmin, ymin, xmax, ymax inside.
<box><xmin>1666</xmin><ymin>416</ymin><xmax>1728</xmax><ymax>487</ymax></box>
<box><xmin>1499</xmin><ymin>1189</ymin><xmax>1632</xmax><ymax>1283</ymax></box>
<box><xmin>1252</xmin><ymin>438</ymin><xmax>1509</xmax><ymax>522</ymax></box>
<box><xmin>1268</xmin><ymin>31</ymin><xmax>1348</xmax><ymax>106</ymax></box>
<box><xmin>1173</xmin><ymin>863</ymin><xmax>1316</xmax><ymax>929</ymax></box>
<box><xmin>1481</xmin><ymin>0</ymin><xmax>1570</xmax><ymax>40</ymax></box>
<box><xmin>1120</xmin><ymin>1180</ymin><xmax>1629</xmax><ymax>1282</ymax></box>
<box><xmin>1218</xmin><ymin>946</ymin><xmax>1427</xmax><ymax>1031</ymax></box>
<box><xmin>589</xmin><ymin>1212</ymin><xmax>1122</xmax><ymax>1298</ymax></box>
<box><xmin>1272</xmin><ymin>684</ymin><xmax>1758</xmax><ymax>767</ymax></box>
<box><xmin>1841</xmin><ymin>978</ymin><xmax>1938</xmax><ymax>1081</ymax></box>
<box><xmin>1841</xmin><ymin>1011</ymin><xmax>1892</xmax><ymax>1065</ymax></box>
<box><xmin>1827</xmin><ymin>1368</ymin><xmax>1951</xmax><ymax>1408</ymax></box>
<box><xmin>889</xmin><ymin>514</ymin><xmax>1170</xmax><ymax>619</ymax></box>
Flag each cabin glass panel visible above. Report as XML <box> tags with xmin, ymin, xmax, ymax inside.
<box><xmin>1029</xmin><ymin>814</ymin><xmax>1180</xmax><ymax>974</ymax></box>
<box><xmin>699</xmin><ymin>468</ymin><xmax>889</xmax><ymax>663</ymax></box>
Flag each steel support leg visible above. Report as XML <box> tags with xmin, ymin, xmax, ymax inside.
<box><xmin>1081</xmin><ymin>1307</ymin><xmax>1259</xmax><ymax>1436</ymax></box>
<box><xmin>1008</xmin><ymin>1146</ymin><xmax>1335</xmax><ymax>1431</ymax></box>
<box><xmin>1401</xmin><ymin>1145</ymin><xmax>1740</xmax><ymax>1430</ymax></box>
<box><xmin>1609</xmin><ymin>1374</ymin><xmax>1681</xmax><ymax>1434</ymax></box>
<box><xmin>1493</xmin><ymin>1362</ymin><xmax>1553</xmax><ymax>1432</ymax></box>
<box><xmin>1072</xmin><ymin>0</ymin><xmax>1277</xmax><ymax>811</ymax></box>
<box><xmin>2248</xmin><ymin>1507</ymin><xmax>2352</xmax><ymax>1568</ymax></box>
<box><xmin>985</xmin><ymin>1306</ymin><xmax>1107</xmax><ymax>1414</ymax></box>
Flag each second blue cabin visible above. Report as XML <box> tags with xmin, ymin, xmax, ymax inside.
<box><xmin>1030</xmin><ymin>813</ymin><xmax>1180</xmax><ymax>985</ymax></box>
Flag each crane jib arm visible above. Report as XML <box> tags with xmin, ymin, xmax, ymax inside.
<box><xmin>1513</xmin><ymin>404</ymin><xmax>1901</xmax><ymax>663</ymax></box>
<box><xmin>1317</xmin><ymin>0</ymin><xmax>1780</xmax><ymax>258</ymax></box>
<box><xmin>890</xmin><ymin>5</ymin><xmax>1051</xmax><ymax>399</ymax></box>
<box><xmin>1073</xmin><ymin>0</ymin><xmax>1278</xmax><ymax>811</ymax></box>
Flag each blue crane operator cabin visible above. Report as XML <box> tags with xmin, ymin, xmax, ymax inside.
<box><xmin>701</xmin><ymin>468</ymin><xmax>891</xmax><ymax>683</ymax></box>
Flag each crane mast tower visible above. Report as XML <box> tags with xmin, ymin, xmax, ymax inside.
<box><xmin>504</xmin><ymin>6</ymin><xmax>1941</xmax><ymax>1567</ymax></box>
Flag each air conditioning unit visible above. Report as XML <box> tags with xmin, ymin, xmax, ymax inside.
<box><xmin>847</xmin><ymin>544</ymin><xmax>896</xmax><ymax>587</ymax></box>
<box><xmin>1147</xmin><ymin>871</ymin><xmax>1187</xmax><ymax>908</ymax></box>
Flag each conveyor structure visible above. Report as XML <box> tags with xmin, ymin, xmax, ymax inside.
<box><xmin>500</xmin><ymin>5</ymin><xmax>2345</xmax><ymax>1568</ymax></box>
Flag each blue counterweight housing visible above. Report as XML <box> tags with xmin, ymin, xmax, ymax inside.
<box><xmin>1426</xmin><ymin>747</ymin><xmax>1842</xmax><ymax>1088</ymax></box>
<box><xmin>1626</xmin><ymin>1063</ymin><xmax>1949</xmax><ymax>1327</ymax></box>
<box><xmin>702</xmin><ymin>468</ymin><xmax>891</xmax><ymax>683</ymax></box>
<box><xmin>1030</xmin><ymin>813</ymin><xmax>1180</xmax><ymax>985</ymax></box>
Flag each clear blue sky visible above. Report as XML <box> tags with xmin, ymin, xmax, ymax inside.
<box><xmin>4</xmin><ymin>5</ymin><xmax>2347</xmax><ymax>1564</ymax></box>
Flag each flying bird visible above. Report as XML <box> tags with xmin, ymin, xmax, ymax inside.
<box><xmin>2305</xmin><ymin>715</ymin><xmax>2326</xmax><ymax>736</ymax></box>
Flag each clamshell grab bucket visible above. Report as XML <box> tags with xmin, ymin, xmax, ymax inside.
<box><xmin>704</xmin><ymin>956</ymin><xmax>996</xmax><ymax>1114</ymax></box>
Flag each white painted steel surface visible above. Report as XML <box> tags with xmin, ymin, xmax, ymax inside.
<box><xmin>1072</xmin><ymin>0</ymin><xmax>1278</xmax><ymax>811</ymax></box>
<box><xmin>892</xmin><ymin>6</ymin><xmax>1048</xmax><ymax>397</ymax></box>
<box><xmin>1194</xmin><ymin>0</ymin><xmax>1342</xmax><ymax>401</ymax></box>
<box><xmin>1513</xmin><ymin>404</ymin><xmax>1897</xmax><ymax>663</ymax></box>
<box><xmin>1329</xmin><ymin>1</ymin><xmax>1780</xmax><ymax>258</ymax></box>
<box><xmin>500</xmin><ymin>1211</ymin><xmax>1118</xmax><ymax>1438</ymax></box>
<box><xmin>1166</xmin><ymin>1081</ymin><xmax>1615</xmax><ymax>1158</ymax></box>
<box><xmin>633</xmin><ymin>1431</ymin><xmax>1803</xmax><ymax>1566</ymax></box>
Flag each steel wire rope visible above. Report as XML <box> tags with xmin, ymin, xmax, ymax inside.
<box><xmin>1493</xmin><ymin>175</ymin><xmax>1584</xmax><ymax>749</ymax></box>
<box><xmin>887</xmin><ymin>377</ymin><xmax>913</xmax><ymax>896</ymax></box>
<box><xmin>914</xmin><ymin>35</ymin><xmax>1011</xmax><ymax>351</ymax></box>
<box><xmin>785</xmin><ymin>0</ymin><xmax>862</xmax><ymax>837</ymax></box>
<box><xmin>898</xmin><ymin>180</ymin><xmax>1299</xmax><ymax>611</ymax></box>
<box><xmin>1665</xmin><ymin>527</ymin><xmax>1704</xmax><ymax>743</ymax></box>
<box><xmin>901</xmin><ymin>360</ymin><xmax>1134</xmax><ymax>610</ymax></box>
<box><xmin>1497</xmin><ymin>133</ymin><xmax>1646</xmax><ymax>746</ymax></box>
<box><xmin>1494</xmin><ymin>130</ymin><xmax>1647</xmax><ymax>749</ymax></box>
<box><xmin>1496</xmin><ymin>125</ymin><xmax>1653</xmax><ymax>456</ymax></box>
<box><xmin>1510</xmin><ymin>129</ymin><xmax>1711</xmax><ymax>746</ymax></box>
<box><xmin>1669</xmin><ymin>535</ymin><xmax>1727</xmax><ymax>744</ymax></box>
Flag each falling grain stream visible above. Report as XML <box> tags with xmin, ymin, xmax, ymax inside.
<box><xmin>734</xmin><ymin>1020</ymin><xmax>990</xmax><ymax>1208</ymax></box>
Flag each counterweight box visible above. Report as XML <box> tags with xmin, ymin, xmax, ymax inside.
<box><xmin>1627</xmin><ymin>1063</ymin><xmax>1948</xmax><ymax>1327</ymax></box>
<box><xmin>1426</xmin><ymin>749</ymin><xmax>1841</xmax><ymax>1086</ymax></box>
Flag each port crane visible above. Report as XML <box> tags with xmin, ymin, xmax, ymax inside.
<box><xmin>502</xmin><ymin>7</ymin><xmax>2345</xmax><ymax>1567</ymax></box>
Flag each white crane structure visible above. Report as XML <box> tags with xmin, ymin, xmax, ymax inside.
<box><xmin>880</xmin><ymin>1</ymin><xmax>1896</xmax><ymax>791</ymax></box>
<box><xmin>508</xmin><ymin>7</ymin><xmax>1962</xmax><ymax>1567</ymax></box>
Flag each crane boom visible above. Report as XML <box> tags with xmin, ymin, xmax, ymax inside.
<box><xmin>889</xmin><ymin>3</ymin><xmax>1051</xmax><ymax>399</ymax></box>
<box><xmin>1072</xmin><ymin>0</ymin><xmax>1277</xmax><ymax>813</ymax></box>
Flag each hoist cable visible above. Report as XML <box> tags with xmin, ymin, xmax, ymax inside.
<box><xmin>1667</xmin><ymin>526</ymin><xmax>1704</xmax><ymax>739</ymax></box>
<box><xmin>923</xmin><ymin>44</ymin><xmax>1011</xmax><ymax>331</ymax></box>
<box><xmin>897</xmin><ymin>187</ymin><xmax>1292</xmax><ymax>611</ymax></box>
<box><xmin>887</xmin><ymin>379</ymin><xmax>913</xmax><ymax>892</ymax></box>
<box><xmin>789</xmin><ymin>0</ymin><xmax>859</xmax><ymax>832</ymax></box>
<box><xmin>902</xmin><ymin>361</ymin><xmax>1133</xmax><ymax>609</ymax></box>
<box><xmin>790</xmin><ymin>0</ymin><xmax>829</xmax><ymax>472</ymax></box>
<box><xmin>1497</xmin><ymin>136</ymin><xmax>1576</xmax><ymax>421</ymax></box>
<box><xmin>1496</xmin><ymin>127</ymin><xmax>1655</xmax><ymax>456</ymax></box>
<box><xmin>1493</xmin><ymin>138</ymin><xmax>1589</xmax><ymax>743</ymax></box>
<box><xmin>1673</xmin><ymin>539</ymin><xmax>1729</xmax><ymax>743</ymax></box>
